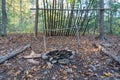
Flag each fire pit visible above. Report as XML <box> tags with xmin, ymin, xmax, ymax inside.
<box><xmin>41</xmin><ymin>49</ymin><xmax>75</xmax><ymax>64</ymax></box>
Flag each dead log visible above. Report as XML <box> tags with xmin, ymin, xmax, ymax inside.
<box><xmin>93</xmin><ymin>43</ymin><xmax>120</xmax><ymax>64</ymax></box>
<box><xmin>0</xmin><ymin>44</ymin><xmax>31</xmax><ymax>64</ymax></box>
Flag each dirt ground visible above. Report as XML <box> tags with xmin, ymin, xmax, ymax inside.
<box><xmin>0</xmin><ymin>33</ymin><xmax>120</xmax><ymax>80</ymax></box>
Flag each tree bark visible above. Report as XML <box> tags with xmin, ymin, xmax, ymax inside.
<box><xmin>98</xmin><ymin>0</ymin><xmax>105</xmax><ymax>40</ymax></box>
<box><xmin>1</xmin><ymin>0</ymin><xmax>7</xmax><ymax>36</ymax></box>
<box><xmin>34</xmin><ymin>0</ymin><xmax>39</xmax><ymax>38</ymax></box>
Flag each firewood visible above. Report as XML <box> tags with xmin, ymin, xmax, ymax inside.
<box><xmin>23</xmin><ymin>50</ymin><xmax>41</xmax><ymax>59</ymax></box>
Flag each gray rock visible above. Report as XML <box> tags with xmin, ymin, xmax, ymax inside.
<box><xmin>88</xmin><ymin>69</ymin><xmax>93</xmax><ymax>72</ymax></box>
<box><xmin>113</xmin><ymin>67</ymin><xmax>119</xmax><ymax>71</ymax></box>
<box><xmin>52</xmin><ymin>76</ymin><xmax>56</xmax><ymax>80</ymax></box>
<box><xmin>43</xmin><ymin>71</ymin><xmax>48</xmax><ymax>74</ymax></box>
<box><xmin>70</xmin><ymin>51</ymin><xmax>75</xmax><ymax>59</ymax></box>
<box><xmin>65</xmin><ymin>47</ymin><xmax>70</xmax><ymax>51</ymax></box>
<box><xmin>66</xmin><ymin>68</ymin><xmax>73</xmax><ymax>73</ymax></box>
<box><xmin>106</xmin><ymin>59</ymin><xmax>112</xmax><ymax>64</ymax></box>
<box><xmin>70</xmin><ymin>55</ymin><xmax>74</xmax><ymax>59</ymax></box>
<box><xmin>41</xmin><ymin>53</ymin><xmax>48</xmax><ymax>60</ymax></box>
<box><xmin>88</xmin><ymin>64</ymin><xmax>97</xmax><ymax>71</ymax></box>
<box><xmin>95</xmin><ymin>60</ymin><xmax>99</xmax><ymax>64</ymax></box>
<box><xmin>72</xmin><ymin>51</ymin><xmax>75</xmax><ymax>55</ymax></box>
<box><xmin>58</xmin><ymin>59</ymin><xmax>70</xmax><ymax>64</ymax></box>
<box><xmin>95</xmin><ymin>63</ymin><xmax>103</xmax><ymax>67</ymax></box>
<box><xmin>70</xmin><ymin>59</ymin><xmax>76</xmax><ymax>63</ymax></box>
<box><xmin>46</xmin><ymin>62</ymin><xmax>53</xmax><ymax>69</ymax></box>
<box><xmin>51</xmin><ymin>60</ymin><xmax>57</xmax><ymax>64</ymax></box>
<box><xmin>49</xmin><ymin>57</ymin><xmax>53</xmax><ymax>61</ymax></box>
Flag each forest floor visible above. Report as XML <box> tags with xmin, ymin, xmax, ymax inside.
<box><xmin>0</xmin><ymin>33</ymin><xmax>120</xmax><ymax>80</ymax></box>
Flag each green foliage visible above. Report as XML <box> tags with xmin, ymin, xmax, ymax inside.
<box><xmin>0</xmin><ymin>0</ymin><xmax>119</xmax><ymax>36</ymax></box>
<box><xmin>6</xmin><ymin>0</ymin><xmax>35</xmax><ymax>33</ymax></box>
<box><xmin>111</xmin><ymin>2</ymin><xmax>120</xmax><ymax>12</ymax></box>
<box><xmin>112</xmin><ymin>18</ymin><xmax>120</xmax><ymax>36</ymax></box>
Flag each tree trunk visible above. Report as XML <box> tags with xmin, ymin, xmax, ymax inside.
<box><xmin>98</xmin><ymin>0</ymin><xmax>105</xmax><ymax>40</ymax></box>
<box><xmin>34</xmin><ymin>0</ymin><xmax>39</xmax><ymax>38</ymax></box>
<box><xmin>1</xmin><ymin>0</ymin><xmax>7</xmax><ymax>36</ymax></box>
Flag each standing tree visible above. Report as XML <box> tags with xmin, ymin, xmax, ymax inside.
<box><xmin>1</xmin><ymin>0</ymin><xmax>7</xmax><ymax>36</ymax></box>
<box><xmin>97</xmin><ymin>0</ymin><xmax>105</xmax><ymax>40</ymax></box>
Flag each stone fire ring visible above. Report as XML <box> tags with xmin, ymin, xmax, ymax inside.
<box><xmin>41</xmin><ymin>49</ymin><xmax>75</xmax><ymax>64</ymax></box>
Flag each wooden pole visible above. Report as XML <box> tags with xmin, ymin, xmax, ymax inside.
<box><xmin>34</xmin><ymin>0</ymin><xmax>39</xmax><ymax>38</ymax></box>
<box><xmin>20</xmin><ymin>0</ymin><xmax>22</xmax><ymax>35</ymax></box>
<box><xmin>30</xmin><ymin>8</ymin><xmax>110</xmax><ymax>11</ymax></box>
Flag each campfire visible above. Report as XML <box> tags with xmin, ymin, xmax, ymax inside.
<box><xmin>41</xmin><ymin>49</ymin><xmax>75</xmax><ymax>64</ymax></box>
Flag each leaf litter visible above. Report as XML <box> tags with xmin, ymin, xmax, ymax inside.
<box><xmin>0</xmin><ymin>33</ymin><xmax>120</xmax><ymax>80</ymax></box>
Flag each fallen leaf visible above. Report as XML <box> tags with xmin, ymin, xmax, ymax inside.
<box><xmin>62</xmin><ymin>70</ymin><xmax>67</xmax><ymax>75</ymax></box>
<box><xmin>42</xmin><ymin>66</ymin><xmax>46</xmax><ymax>69</ymax></box>
<box><xmin>72</xmin><ymin>65</ymin><xmax>77</xmax><ymax>69</ymax></box>
<box><xmin>25</xmin><ymin>70</ymin><xmax>29</xmax><ymax>75</ymax></box>
<box><xmin>27</xmin><ymin>74</ymin><xmax>33</xmax><ymax>78</ymax></box>
<box><xmin>14</xmin><ymin>70</ymin><xmax>21</xmax><ymax>77</ymax></box>
<box><xmin>104</xmin><ymin>72</ymin><xmax>111</xmax><ymax>77</ymax></box>
<box><xmin>7</xmin><ymin>70</ymin><xmax>14</xmax><ymax>75</ymax></box>
<box><xmin>62</xmin><ymin>76</ymin><xmax>68</xmax><ymax>79</ymax></box>
<box><xmin>33</xmin><ymin>67</ymin><xmax>40</xmax><ymax>72</ymax></box>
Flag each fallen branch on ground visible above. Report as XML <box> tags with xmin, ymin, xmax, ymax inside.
<box><xmin>94</xmin><ymin>43</ymin><xmax>120</xmax><ymax>64</ymax></box>
<box><xmin>0</xmin><ymin>44</ymin><xmax>31</xmax><ymax>64</ymax></box>
<box><xmin>23</xmin><ymin>50</ymin><xmax>41</xmax><ymax>59</ymax></box>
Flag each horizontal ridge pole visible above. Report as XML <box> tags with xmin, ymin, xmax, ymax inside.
<box><xmin>30</xmin><ymin>8</ymin><xmax>110</xmax><ymax>11</ymax></box>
